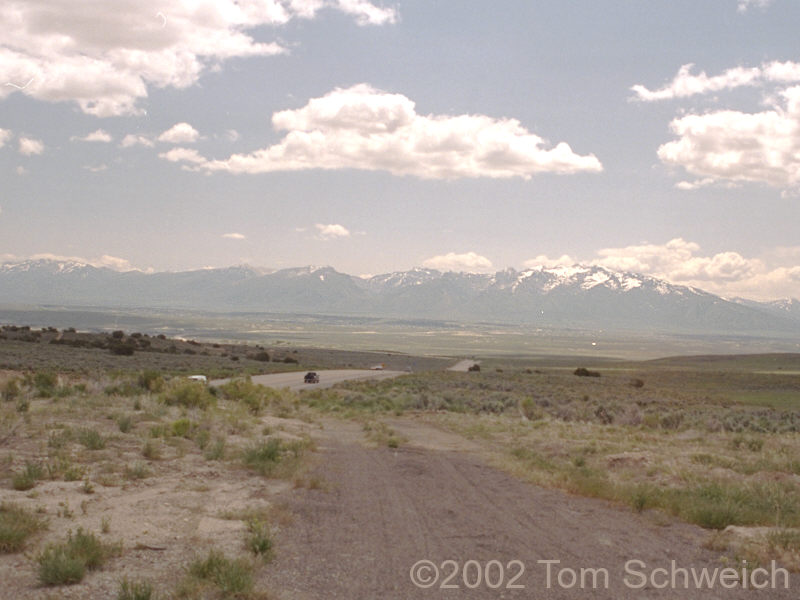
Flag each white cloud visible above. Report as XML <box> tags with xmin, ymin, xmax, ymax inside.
<box><xmin>315</xmin><ymin>223</ymin><xmax>350</xmax><ymax>240</ymax></box>
<box><xmin>0</xmin><ymin>128</ymin><xmax>11</xmax><ymax>148</ymax></box>
<box><xmin>93</xmin><ymin>254</ymin><xmax>137</xmax><ymax>271</ymax></box>
<box><xmin>523</xmin><ymin>254</ymin><xmax>576</xmax><ymax>269</ymax></box>
<box><xmin>525</xmin><ymin>238</ymin><xmax>800</xmax><ymax>300</ymax></box>
<box><xmin>163</xmin><ymin>84</ymin><xmax>602</xmax><ymax>179</ymax></box>
<box><xmin>674</xmin><ymin>178</ymin><xmax>717</xmax><ymax>191</ymax></box>
<box><xmin>18</xmin><ymin>137</ymin><xmax>44</xmax><ymax>155</ymax></box>
<box><xmin>0</xmin><ymin>1</ymin><xmax>396</xmax><ymax>117</ymax></box>
<box><xmin>158</xmin><ymin>122</ymin><xmax>200</xmax><ymax>144</ymax></box>
<box><xmin>74</xmin><ymin>129</ymin><xmax>112</xmax><ymax>143</ymax></box>
<box><xmin>159</xmin><ymin>147</ymin><xmax>206</xmax><ymax>164</ymax></box>
<box><xmin>15</xmin><ymin>166</ymin><xmax>26</xmax><ymax>176</ymax></box>
<box><xmin>222</xmin><ymin>232</ymin><xmax>246</xmax><ymax>240</ymax></box>
<box><xmin>737</xmin><ymin>0</ymin><xmax>772</xmax><ymax>12</ymax></box>
<box><xmin>658</xmin><ymin>86</ymin><xmax>800</xmax><ymax>189</ymax></box>
<box><xmin>589</xmin><ymin>238</ymin><xmax>757</xmax><ymax>283</ymax></box>
<box><xmin>631</xmin><ymin>60</ymin><xmax>800</xmax><ymax>102</ymax></box>
<box><xmin>631</xmin><ymin>63</ymin><xmax>762</xmax><ymax>102</ymax></box>
<box><xmin>120</xmin><ymin>134</ymin><xmax>154</xmax><ymax>148</ymax></box>
<box><xmin>334</xmin><ymin>0</ymin><xmax>397</xmax><ymax>25</ymax></box>
<box><xmin>422</xmin><ymin>251</ymin><xmax>493</xmax><ymax>273</ymax></box>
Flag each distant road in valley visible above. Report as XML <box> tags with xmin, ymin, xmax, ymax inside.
<box><xmin>209</xmin><ymin>369</ymin><xmax>406</xmax><ymax>391</ymax></box>
<box><xmin>447</xmin><ymin>359</ymin><xmax>480</xmax><ymax>372</ymax></box>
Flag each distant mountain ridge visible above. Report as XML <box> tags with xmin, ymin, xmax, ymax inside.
<box><xmin>1</xmin><ymin>259</ymin><xmax>798</xmax><ymax>335</ymax></box>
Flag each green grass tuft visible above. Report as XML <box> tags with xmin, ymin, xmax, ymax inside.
<box><xmin>37</xmin><ymin>528</ymin><xmax>120</xmax><ymax>585</ymax></box>
<box><xmin>117</xmin><ymin>577</ymin><xmax>155</xmax><ymax>600</ymax></box>
<box><xmin>0</xmin><ymin>502</ymin><xmax>46</xmax><ymax>553</ymax></box>
<box><xmin>188</xmin><ymin>549</ymin><xmax>254</xmax><ymax>596</ymax></box>
<box><xmin>77</xmin><ymin>428</ymin><xmax>106</xmax><ymax>450</ymax></box>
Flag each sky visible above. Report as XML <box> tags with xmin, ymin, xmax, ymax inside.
<box><xmin>1</xmin><ymin>0</ymin><xmax>799</xmax><ymax>300</ymax></box>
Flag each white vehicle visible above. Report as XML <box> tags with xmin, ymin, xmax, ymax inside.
<box><xmin>187</xmin><ymin>375</ymin><xmax>208</xmax><ymax>383</ymax></box>
<box><xmin>370</xmin><ymin>364</ymin><xmax>385</xmax><ymax>370</ymax></box>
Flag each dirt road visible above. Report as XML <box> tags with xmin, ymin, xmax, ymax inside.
<box><xmin>265</xmin><ymin>419</ymin><xmax>797</xmax><ymax>599</ymax></box>
<box><xmin>209</xmin><ymin>369</ymin><xmax>405</xmax><ymax>391</ymax></box>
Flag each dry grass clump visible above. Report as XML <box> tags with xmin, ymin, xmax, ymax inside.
<box><xmin>241</xmin><ymin>437</ymin><xmax>312</xmax><ymax>478</ymax></box>
<box><xmin>176</xmin><ymin>549</ymin><xmax>255</xmax><ymax>598</ymax></box>
<box><xmin>159</xmin><ymin>380</ymin><xmax>215</xmax><ymax>409</ymax></box>
<box><xmin>0</xmin><ymin>501</ymin><xmax>46</xmax><ymax>552</ymax></box>
<box><xmin>36</xmin><ymin>528</ymin><xmax>121</xmax><ymax>586</ymax></box>
<box><xmin>117</xmin><ymin>577</ymin><xmax>156</xmax><ymax>600</ymax></box>
<box><xmin>362</xmin><ymin>420</ymin><xmax>406</xmax><ymax>448</ymax></box>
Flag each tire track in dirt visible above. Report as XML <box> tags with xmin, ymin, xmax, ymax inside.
<box><xmin>265</xmin><ymin>435</ymin><xmax>798</xmax><ymax>599</ymax></box>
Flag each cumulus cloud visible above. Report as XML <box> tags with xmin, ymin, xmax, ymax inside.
<box><xmin>18</xmin><ymin>137</ymin><xmax>43</xmax><ymax>155</ymax></box>
<box><xmin>120</xmin><ymin>134</ymin><xmax>154</xmax><ymax>148</ymax></box>
<box><xmin>0</xmin><ymin>0</ymin><xmax>397</xmax><ymax>117</ymax></box>
<box><xmin>163</xmin><ymin>84</ymin><xmax>602</xmax><ymax>179</ymax></box>
<box><xmin>159</xmin><ymin>147</ymin><xmax>206</xmax><ymax>164</ymax></box>
<box><xmin>674</xmin><ymin>178</ymin><xmax>717</xmax><ymax>191</ymax></box>
<box><xmin>592</xmin><ymin>238</ymin><xmax>758</xmax><ymax>283</ymax></box>
<box><xmin>74</xmin><ymin>129</ymin><xmax>112</xmax><ymax>143</ymax></box>
<box><xmin>525</xmin><ymin>238</ymin><xmax>800</xmax><ymax>299</ymax></box>
<box><xmin>222</xmin><ymin>232</ymin><xmax>246</xmax><ymax>240</ymax></box>
<box><xmin>315</xmin><ymin>223</ymin><xmax>350</xmax><ymax>240</ymax></box>
<box><xmin>335</xmin><ymin>0</ymin><xmax>397</xmax><ymax>25</ymax></box>
<box><xmin>158</xmin><ymin>122</ymin><xmax>200</xmax><ymax>144</ymax></box>
<box><xmin>422</xmin><ymin>251</ymin><xmax>493</xmax><ymax>273</ymax></box>
<box><xmin>523</xmin><ymin>254</ymin><xmax>576</xmax><ymax>269</ymax></box>
<box><xmin>658</xmin><ymin>86</ymin><xmax>800</xmax><ymax>189</ymax></box>
<box><xmin>631</xmin><ymin>60</ymin><xmax>800</xmax><ymax>102</ymax></box>
<box><xmin>0</xmin><ymin>128</ymin><xmax>11</xmax><ymax>148</ymax></box>
<box><xmin>633</xmin><ymin>58</ymin><xmax>800</xmax><ymax>190</ymax></box>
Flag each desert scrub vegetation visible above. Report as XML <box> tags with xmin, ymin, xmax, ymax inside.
<box><xmin>242</xmin><ymin>437</ymin><xmax>312</xmax><ymax>478</ymax></box>
<box><xmin>0</xmin><ymin>326</ymin><xmax>317</xmax><ymax>377</ymax></box>
<box><xmin>118</xmin><ymin>577</ymin><xmax>156</xmax><ymax>600</ymax></box>
<box><xmin>331</xmin><ymin>366</ymin><xmax>800</xmax><ymax>432</ymax></box>
<box><xmin>159</xmin><ymin>379</ymin><xmax>215</xmax><ymax>409</ymax></box>
<box><xmin>246</xmin><ymin>519</ymin><xmax>274</xmax><ymax>560</ymax></box>
<box><xmin>37</xmin><ymin>528</ymin><xmax>121</xmax><ymax>585</ymax></box>
<box><xmin>447</xmin><ymin>412</ymin><xmax>800</xmax><ymax>530</ymax></box>
<box><xmin>11</xmin><ymin>461</ymin><xmax>45</xmax><ymax>490</ymax></box>
<box><xmin>362</xmin><ymin>420</ymin><xmax>406</xmax><ymax>448</ymax></box>
<box><xmin>0</xmin><ymin>501</ymin><xmax>46</xmax><ymax>552</ymax></box>
<box><xmin>0</xmin><ymin>352</ymin><xmax>323</xmax><ymax>596</ymax></box>
<box><xmin>77</xmin><ymin>427</ymin><xmax>107</xmax><ymax>450</ymax></box>
<box><xmin>218</xmin><ymin>376</ymin><xmax>282</xmax><ymax>415</ymax></box>
<box><xmin>177</xmin><ymin>549</ymin><xmax>255</xmax><ymax>598</ymax></box>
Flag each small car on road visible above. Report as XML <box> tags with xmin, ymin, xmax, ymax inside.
<box><xmin>304</xmin><ymin>371</ymin><xmax>319</xmax><ymax>384</ymax></box>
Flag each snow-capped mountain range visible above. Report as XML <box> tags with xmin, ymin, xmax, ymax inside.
<box><xmin>0</xmin><ymin>259</ymin><xmax>798</xmax><ymax>334</ymax></box>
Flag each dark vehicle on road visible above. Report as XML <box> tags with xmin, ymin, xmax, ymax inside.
<box><xmin>304</xmin><ymin>371</ymin><xmax>319</xmax><ymax>384</ymax></box>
